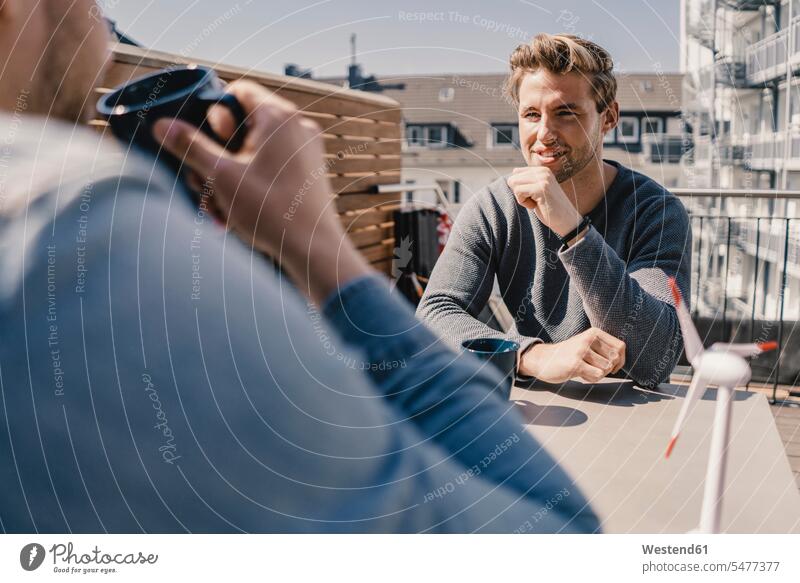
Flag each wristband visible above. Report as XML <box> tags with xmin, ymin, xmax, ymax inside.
<box><xmin>558</xmin><ymin>215</ymin><xmax>591</xmax><ymax>251</ymax></box>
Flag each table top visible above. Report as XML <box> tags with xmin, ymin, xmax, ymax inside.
<box><xmin>511</xmin><ymin>379</ymin><xmax>800</xmax><ymax>533</ymax></box>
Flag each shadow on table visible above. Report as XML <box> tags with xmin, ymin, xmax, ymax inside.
<box><xmin>657</xmin><ymin>384</ymin><xmax>756</xmax><ymax>402</ymax></box>
<box><xmin>514</xmin><ymin>378</ymin><xmax>757</xmax><ymax>410</ymax></box>
<box><xmin>511</xmin><ymin>400</ymin><xmax>588</xmax><ymax>427</ymax></box>
<box><xmin>514</xmin><ymin>378</ymin><xmax>673</xmax><ymax>408</ymax></box>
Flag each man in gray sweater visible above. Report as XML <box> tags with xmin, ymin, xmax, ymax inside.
<box><xmin>417</xmin><ymin>34</ymin><xmax>691</xmax><ymax>389</ymax></box>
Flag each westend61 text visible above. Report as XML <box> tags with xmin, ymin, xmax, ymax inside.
<box><xmin>642</xmin><ymin>544</ymin><xmax>708</xmax><ymax>555</ymax></box>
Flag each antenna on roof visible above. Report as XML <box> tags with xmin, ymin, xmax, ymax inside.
<box><xmin>347</xmin><ymin>32</ymin><xmax>405</xmax><ymax>92</ymax></box>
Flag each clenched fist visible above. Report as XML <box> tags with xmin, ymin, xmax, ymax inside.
<box><xmin>507</xmin><ymin>166</ymin><xmax>584</xmax><ymax>238</ymax></box>
<box><xmin>519</xmin><ymin>327</ymin><xmax>626</xmax><ymax>384</ymax></box>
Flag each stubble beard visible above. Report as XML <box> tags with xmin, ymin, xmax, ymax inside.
<box><xmin>542</xmin><ymin>121</ymin><xmax>604</xmax><ymax>184</ymax></box>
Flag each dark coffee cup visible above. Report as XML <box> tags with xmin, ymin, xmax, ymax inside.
<box><xmin>96</xmin><ymin>65</ymin><xmax>246</xmax><ymax>173</ymax></box>
<box><xmin>461</xmin><ymin>338</ymin><xmax>520</xmax><ymax>400</ymax></box>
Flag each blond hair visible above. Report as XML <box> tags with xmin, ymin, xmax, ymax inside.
<box><xmin>505</xmin><ymin>33</ymin><xmax>616</xmax><ymax>113</ymax></box>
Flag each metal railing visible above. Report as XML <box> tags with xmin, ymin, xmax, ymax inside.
<box><xmin>748</xmin><ymin>130</ymin><xmax>800</xmax><ymax>170</ymax></box>
<box><xmin>641</xmin><ymin>133</ymin><xmax>690</xmax><ymax>164</ymax></box>
<box><xmin>697</xmin><ymin>57</ymin><xmax>749</xmax><ymax>90</ymax></box>
<box><xmin>674</xmin><ymin>189</ymin><xmax>800</xmax><ymax>401</ymax></box>
<box><xmin>749</xmin><ymin>132</ymin><xmax>785</xmax><ymax>169</ymax></box>
<box><xmin>688</xmin><ymin>136</ymin><xmax>747</xmax><ymax>167</ymax></box>
<box><xmin>720</xmin><ymin>0</ymin><xmax>777</xmax><ymax>9</ymax></box>
<box><xmin>745</xmin><ymin>16</ymin><xmax>800</xmax><ymax>85</ymax></box>
<box><xmin>699</xmin><ymin>132</ymin><xmax>800</xmax><ymax>171</ymax></box>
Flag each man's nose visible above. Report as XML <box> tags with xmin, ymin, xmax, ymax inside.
<box><xmin>535</xmin><ymin>115</ymin><xmax>558</xmax><ymax>145</ymax></box>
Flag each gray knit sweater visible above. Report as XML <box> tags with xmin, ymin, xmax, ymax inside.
<box><xmin>416</xmin><ymin>160</ymin><xmax>692</xmax><ymax>388</ymax></box>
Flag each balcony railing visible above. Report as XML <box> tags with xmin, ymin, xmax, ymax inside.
<box><xmin>674</xmin><ymin>189</ymin><xmax>800</xmax><ymax>400</ymax></box>
<box><xmin>718</xmin><ymin>57</ymin><xmax>749</xmax><ymax>88</ymax></box>
<box><xmin>641</xmin><ymin>133</ymin><xmax>691</xmax><ymax>164</ymax></box>
<box><xmin>745</xmin><ymin>17</ymin><xmax>800</xmax><ymax>85</ymax></box>
<box><xmin>720</xmin><ymin>0</ymin><xmax>777</xmax><ymax>9</ymax></box>
<box><xmin>742</xmin><ymin>131</ymin><xmax>800</xmax><ymax>171</ymax></box>
<box><xmin>686</xmin><ymin>135</ymin><xmax>746</xmax><ymax>167</ymax></box>
<box><xmin>748</xmin><ymin>132</ymin><xmax>784</xmax><ymax>169</ymax></box>
<box><xmin>697</xmin><ymin>57</ymin><xmax>749</xmax><ymax>90</ymax></box>
<box><xmin>717</xmin><ymin>139</ymin><xmax>747</xmax><ymax>164</ymax></box>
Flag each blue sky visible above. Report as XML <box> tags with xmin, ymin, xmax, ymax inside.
<box><xmin>103</xmin><ymin>0</ymin><xmax>680</xmax><ymax>77</ymax></box>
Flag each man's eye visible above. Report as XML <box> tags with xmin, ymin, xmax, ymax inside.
<box><xmin>524</xmin><ymin>112</ymin><xmax>539</xmax><ymax>119</ymax></box>
<box><xmin>559</xmin><ymin>111</ymin><xmax>576</xmax><ymax>117</ymax></box>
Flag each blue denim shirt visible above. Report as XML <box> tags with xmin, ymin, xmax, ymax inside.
<box><xmin>0</xmin><ymin>115</ymin><xmax>599</xmax><ymax>533</ymax></box>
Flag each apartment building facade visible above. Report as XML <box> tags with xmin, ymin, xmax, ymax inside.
<box><xmin>682</xmin><ymin>0</ymin><xmax>800</xmax><ymax>324</ymax></box>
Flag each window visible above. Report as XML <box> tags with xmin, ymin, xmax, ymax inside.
<box><xmin>618</xmin><ymin>116</ymin><xmax>640</xmax><ymax>143</ymax></box>
<box><xmin>400</xmin><ymin>179</ymin><xmax>416</xmax><ymax>206</ymax></box>
<box><xmin>639</xmin><ymin>80</ymin><xmax>654</xmax><ymax>92</ymax></box>
<box><xmin>491</xmin><ymin>124</ymin><xmax>519</xmax><ymax>147</ymax></box>
<box><xmin>426</xmin><ymin>125</ymin><xmax>446</xmax><ymax>147</ymax></box>
<box><xmin>642</xmin><ymin>117</ymin><xmax>663</xmax><ymax>135</ymax></box>
<box><xmin>699</xmin><ymin>113</ymin><xmax>712</xmax><ymax>136</ymax></box>
<box><xmin>438</xmin><ymin>87</ymin><xmax>454</xmax><ymax>102</ymax></box>
<box><xmin>436</xmin><ymin>180</ymin><xmax>462</xmax><ymax>204</ymax></box>
<box><xmin>603</xmin><ymin>128</ymin><xmax>615</xmax><ymax>143</ymax></box>
<box><xmin>406</xmin><ymin>125</ymin><xmax>423</xmax><ymax>146</ymax></box>
<box><xmin>405</xmin><ymin>124</ymin><xmax>449</xmax><ymax>147</ymax></box>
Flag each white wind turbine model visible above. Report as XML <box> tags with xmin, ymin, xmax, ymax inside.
<box><xmin>665</xmin><ymin>277</ymin><xmax>777</xmax><ymax>534</ymax></box>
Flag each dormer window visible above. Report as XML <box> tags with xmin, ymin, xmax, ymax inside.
<box><xmin>405</xmin><ymin>124</ymin><xmax>450</xmax><ymax>148</ymax></box>
<box><xmin>406</xmin><ymin>125</ymin><xmax>424</xmax><ymax>146</ymax></box>
<box><xmin>491</xmin><ymin>124</ymin><xmax>519</xmax><ymax>147</ymax></box>
<box><xmin>426</xmin><ymin>125</ymin><xmax>446</xmax><ymax>147</ymax></box>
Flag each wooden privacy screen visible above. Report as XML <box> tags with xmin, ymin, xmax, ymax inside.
<box><xmin>93</xmin><ymin>45</ymin><xmax>403</xmax><ymax>275</ymax></box>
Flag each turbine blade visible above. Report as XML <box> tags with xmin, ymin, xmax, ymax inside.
<box><xmin>710</xmin><ymin>341</ymin><xmax>779</xmax><ymax>358</ymax></box>
<box><xmin>666</xmin><ymin>374</ymin><xmax>709</xmax><ymax>458</ymax></box>
<box><xmin>668</xmin><ymin>277</ymin><xmax>704</xmax><ymax>366</ymax></box>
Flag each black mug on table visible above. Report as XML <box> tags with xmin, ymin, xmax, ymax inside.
<box><xmin>461</xmin><ymin>338</ymin><xmax>520</xmax><ymax>400</ymax></box>
<box><xmin>96</xmin><ymin>65</ymin><xmax>246</xmax><ymax>175</ymax></box>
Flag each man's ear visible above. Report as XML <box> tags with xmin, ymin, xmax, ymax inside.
<box><xmin>602</xmin><ymin>101</ymin><xmax>620</xmax><ymax>133</ymax></box>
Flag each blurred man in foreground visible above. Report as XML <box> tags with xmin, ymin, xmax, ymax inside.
<box><xmin>0</xmin><ymin>1</ymin><xmax>598</xmax><ymax>532</ymax></box>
